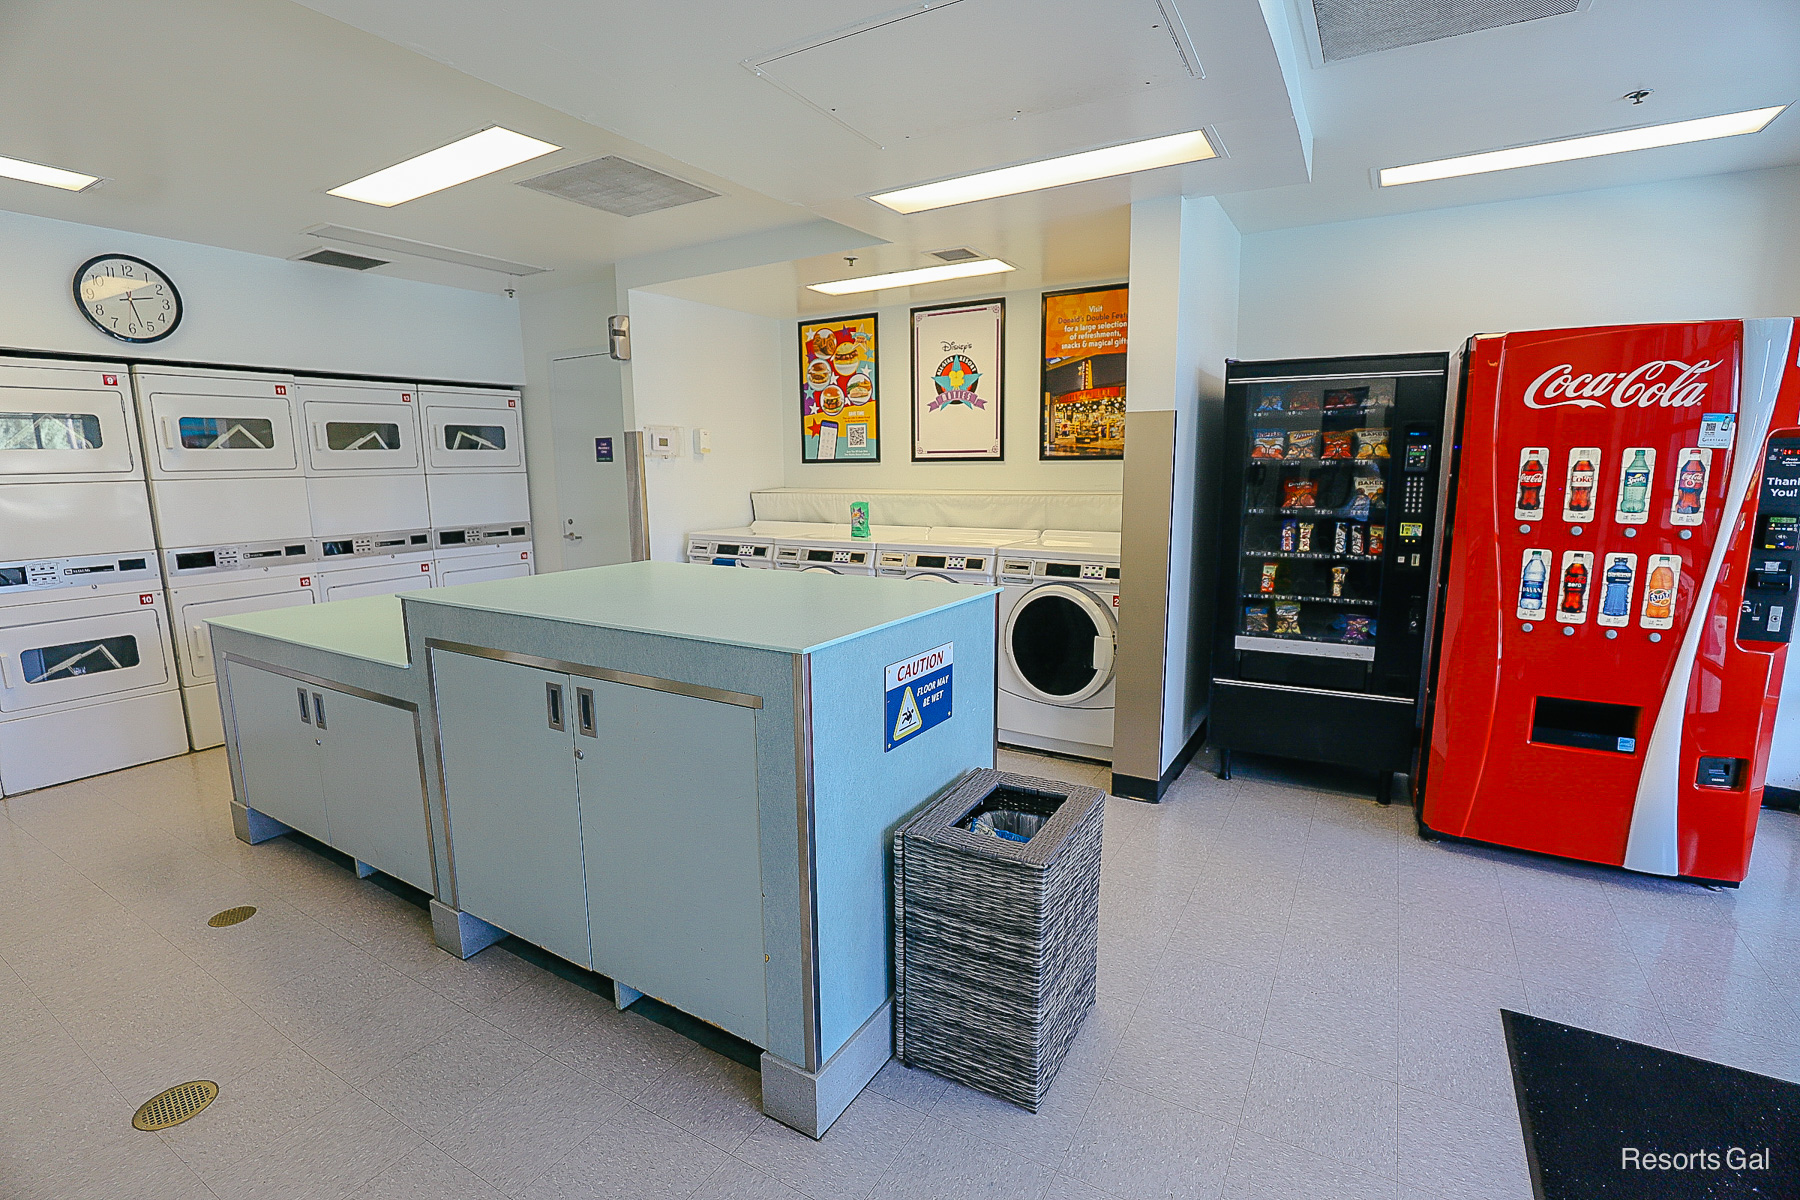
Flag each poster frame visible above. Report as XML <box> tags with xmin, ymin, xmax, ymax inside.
<box><xmin>798</xmin><ymin>311</ymin><xmax>881</xmax><ymax>464</ymax></box>
<box><xmin>910</xmin><ymin>297</ymin><xmax>1006</xmax><ymax>463</ymax></box>
<box><xmin>1039</xmin><ymin>282</ymin><xmax>1128</xmax><ymax>462</ymax></box>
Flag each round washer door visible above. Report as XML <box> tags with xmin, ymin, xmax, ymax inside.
<box><xmin>801</xmin><ymin>565</ymin><xmax>839</xmax><ymax>574</ymax></box>
<box><xmin>1004</xmin><ymin>583</ymin><xmax>1116</xmax><ymax>704</ymax></box>
<box><xmin>907</xmin><ymin>573</ymin><xmax>957</xmax><ymax>584</ymax></box>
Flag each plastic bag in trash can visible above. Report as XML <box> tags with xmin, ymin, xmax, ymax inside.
<box><xmin>967</xmin><ymin>809</ymin><xmax>1047</xmax><ymax>843</ymax></box>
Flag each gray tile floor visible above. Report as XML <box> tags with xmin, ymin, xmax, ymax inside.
<box><xmin>3</xmin><ymin>746</ymin><xmax>1798</xmax><ymax>1200</ymax></box>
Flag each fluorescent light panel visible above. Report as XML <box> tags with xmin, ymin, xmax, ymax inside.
<box><xmin>871</xmin><ymin>129</ymin><xmax>1216</xmax><ymax>214</ymax></box>
<box><xmin>0</xmin><ymin>153</ymin><xmax>99</xmax><ymax>192</ymax></box>
<box><xmin>329</xmin><ymin>127</ymin><xmax>560</xmax><ymax>206</ymax></box>
<box><xmin>1380</xmin><ymin>105</ymin><xmax>1787</xmax><ymax>187</ymax></box>
<box><xmin>807</xmin><ymin>259</ymin><xmax>1015</xmax><ymax>295</ymax></box>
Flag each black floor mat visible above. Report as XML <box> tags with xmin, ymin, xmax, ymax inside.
<box><xmin>1502</xmin><ymin>1010</ymin><xmax>1799</xmax><ymax>1199</ymax></box>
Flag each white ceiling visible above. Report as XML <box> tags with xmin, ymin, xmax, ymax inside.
<box><xmin>0</xmin><ymin>0</ymin><xmax>1794</xmax><ymax>302</ymax></box>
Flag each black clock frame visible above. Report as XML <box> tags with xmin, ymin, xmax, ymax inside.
<box><xmin>73</xmin><ymin>253</ymin><xmax>183</xmax><ymax>344</ymax></box>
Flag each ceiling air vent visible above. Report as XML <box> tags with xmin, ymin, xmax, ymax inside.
<box><xmin>1311</xmin><ymin>0</ymin><xmax>1583</xmax><ymax>62</ymax></box>
<box><xmin>516</xmin><ymin>156</ymin><xmax>719</xmax><ymax>217</ymax></box>
<box><xmin>927</xmin><ymin>247</ymin><xmax>984</xmax><ymax>263</ymax></box>
<box><xmin>295</xmin><ymin>248</ymin><xmax>389</xmax><ymax>271</ymax></box>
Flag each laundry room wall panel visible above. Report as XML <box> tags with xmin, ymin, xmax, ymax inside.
<box><xmin>0</xmin><ymin>208</ymin><xmax>523</xmax><ymax>383</ymax></box>
<box><xmin>625</xmin><ymin>289</ymin><xmax>788</xmax><ymax>561</ymax></box>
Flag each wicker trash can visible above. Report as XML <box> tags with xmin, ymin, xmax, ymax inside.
<box><xmin>893</xmin><ymin>767</ymin><xmax>1105</xmax><ymax>1111</ymax></box>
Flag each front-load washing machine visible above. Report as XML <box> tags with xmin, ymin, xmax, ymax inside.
<box><xmin>995</xmin><ymin>532</ymin><xmax>1121</xmax><ymax>761</ymax></box>
<box><xmin>876</xmin><ymin>527</ymin><xmax>1039</xmax><ymax>586</ymax></box>
<box><xmin>686</xmin><ymin>526</ymin><xmax>777</xmax><ymax>568</ymax></box>
<box><xmin>433</xmin><ymin>523</ymin><xmax>534</xmax><ymax>587</ymax></box>
<box><xmin>773</xmin><ymin>531</ymin><xmax>877</xmax><ymax>575</ymax></box>
<box><xmin>164</xmin><ymin>538</ymin><xmax>319</xmax><ymax>749</ymax></box>
<box><xmin>314</xmin><ymin>532</ymin><xmax>438</xmax><ymax>600</ymax></box>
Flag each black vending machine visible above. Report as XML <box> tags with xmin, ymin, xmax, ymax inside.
<box><xmin>1208</xmin><ymin>353</ymin><xmax>1451</xmax><ymax>801</ymax></box>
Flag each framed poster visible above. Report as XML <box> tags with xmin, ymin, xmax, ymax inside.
<box><xmin>799</xmin><ymin>313</ymin><xmax>879</xmax><ymax>462</ymax></box>
<box><xmin>911</xmin><ymin>299</ymin><xmax>1004</xmax><ymax>461</ymax></box>
<box><xmin>1041</xmin><ymin>284</ymin><xmax>1127</xmax><ymax>460</ymax></box>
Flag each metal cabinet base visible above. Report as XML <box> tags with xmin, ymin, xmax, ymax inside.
<box><xmin>760</xmin><ymin>1000</ymin><xmax>893</xmax><ymax>1140</ymax></box>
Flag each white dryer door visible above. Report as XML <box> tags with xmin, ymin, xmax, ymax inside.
<box><xmin>424</xmin><ymin>404</ymin><xmax>523</xmax><ymax>471</ymax></box>
<box><xmin>1004</xmin><ymin>583</ymin><xmax>1117</xmax><ymax>705</ymax></box>
<box><xmin>302</xmin><ymin>398</ymin><xmax>422</xmax><ymax>473</ymax></box>
<box><xmin>147</xmin><ymin>392</ymin><xmax>299</xmax><ymax>474</ymax></box>
<box><xmin>0</xmin><ymin>380</ymin><xmax>136</xmax><ymax>478</ymax></box>
<box><xmin>176</xmin><ymin>588</ymin><xmax>315</xmax><ymax>683</ymax></box>
<box><xmin>0</xmin><ymin>607</ymin><xmax>170</xmax><ymax>712</ymax></box>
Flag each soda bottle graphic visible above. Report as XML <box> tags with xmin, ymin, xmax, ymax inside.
<box><xmin>1563</xmin><ymin>448</ymin><xmax>1600</xmax><ymax>522</ymax></box>
<box><xmin>1643</xmin><ymin>559</ymin><xmax>1678</xmax><ymax>627</ymax></box>
<box><xmin>1618</xmin><ymin>449</ymin><xmax>1651</xmax><ymax>518</ymax></box>
<box><xmin>1560</xmin><ymin>558</ymin><xmax>1588</xmax><ymax>613</ymax></box>
<box><xmin>1516</xmin><ymin>450</ymin><xmax>1545</xmax><ymax>516</ymax></box>
<box><xmin>1517</xmin><ymin>550</ymin><xmax>1549</xmax><ymax>620</ymax></box>
<box><xmin>1672</xmin><ymin>451</ymin><xmax>1708</xmax><ymax>524</ymax></box>
<box><xmin>1598</xmin><ymin>555</ymin><xmax>1635</xmax><ymax>625</ymax></box>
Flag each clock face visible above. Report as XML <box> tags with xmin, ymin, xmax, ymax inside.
<box><xmin>73</xmin><ymin>254</ymin><xmax>182</xmax><ymax>343</ymax></box>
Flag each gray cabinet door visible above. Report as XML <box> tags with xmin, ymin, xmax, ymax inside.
<box><xmin>580</xmin><ymin>681</ymin><xmax>766</xmax><ymax>1045</ymax></box>
<box><xmin>433</xmin><ymin>651</ymin><xmax>590</xmax><ymax>968</ymax></box>
<box><xmin>227</xmin><ymin>662</ymin><xmax>326</xmax><ymax>841</ymax></box>
<box><xmin>317</xmin><ymin>689</ymin><xmax>434</xmax><ymax>894</ymax></box>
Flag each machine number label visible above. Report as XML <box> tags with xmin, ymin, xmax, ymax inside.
<box><xmin>885</xmin><ymin>642</ymin><xmax>953</xmax><ymax>752</ymax></box>
<box><xmin>139</xmin><ymin>593</ymin><xmax>154</xmax><ymax>605</ymax></box>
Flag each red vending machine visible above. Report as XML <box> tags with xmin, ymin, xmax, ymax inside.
<box><xmin>1420</xmin><ymin>319</ymin><xmax>1800</xmax><ymax>882</ymax></box>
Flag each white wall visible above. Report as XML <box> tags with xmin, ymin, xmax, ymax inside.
<box><xmin>779</xmin><ymin>287</ymin><xmax>1127</xmax><ymax>495</ymax></box>
<box><xmin>626</xmin><ymin>289</ymin><xmax>788</xmax><ymax>561</ymax></box>
<box><xmin>1239</xmin><ymin>165</ymin><xmax>1800</xmax><ymax>361</ymax></box>
<box><xmin>517</xmin><ymin>275</ymin><xmax>617</xmax><ymax>572</ymax></box>
<box><xmin>0</xmin><ymin>207</ymin><xmax>523</xmax><ymax>382</ymax></box>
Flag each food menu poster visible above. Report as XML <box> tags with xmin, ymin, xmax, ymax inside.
<box><xmin>1041</xmin><ymin>285</ymin><xmax>1127</xmax><ymax>460</ymax></box>
<box><xmin>912</xmin><ymin>299</ymin><xmax>1005</xmax><ymax>461</ymax></box>
<box><xmin>800</xmin><ymin>314</ymin><xmax>879</xmax><ymax>462</ymax></box>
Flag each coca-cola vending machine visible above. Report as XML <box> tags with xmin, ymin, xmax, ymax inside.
<box><xmin>1419</xmin><ymin>319</ymin><xmax>1800</xmax><ymax>882</ymax></box>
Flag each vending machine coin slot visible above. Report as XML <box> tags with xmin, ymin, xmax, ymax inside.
<box><xmin>1529</xmin><ymin>696</ymin><xmax>1639</xmax><ymax>754</ymax></box>
<box><xmin>1695</xmin><ymin>756</ymin><xmax>1746</xmax><ymax>789</ymax></box>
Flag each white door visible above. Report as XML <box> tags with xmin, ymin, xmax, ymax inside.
<box><xmin>301</xmin><ymin>396</ymin><xmax>422</xmax><ymax>474</ymax></box>
<box><xmin>0</xmin><ymin>380</ymin><xmax>138</xmax><ymax>479</ymax></box>
<box><xmin>0</xmin><ymin>607</ymin><xmax>170</xmax><ymax>711</ymax></box>
<box><xmin>172</xmin><ymin>586</ymin><xmax>316</xmax><ymax>683</ymax></box>
<box><xmin>146</xmin><ymin>392</ymin><xmax>299</xmax><ymax>475</ymax></box>
<box><xmin>424</xmin><ymin>404</ymin><xmax>523</xmax><ymax>471</ymax></box>
<box><xmin>550</xmin><ymin>352</ymin><xmax>635</xmax><ymax>569</ymax></box>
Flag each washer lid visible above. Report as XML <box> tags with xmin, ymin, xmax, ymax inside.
<box><xmin>1004</xmin><ymin>583</ymin><xmax>1116</xmax><ymax>703</ymax></box>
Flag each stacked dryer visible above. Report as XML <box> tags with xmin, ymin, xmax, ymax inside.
<box><xmin>134</xmin><ymin>366</ymin><xmax>320</xmax><ymax>749</ymax></box>
<box><xmin>0</xmin><ymin>357</ymin><xmax>186</xmax><ymax>793</ymax></box>
<box><xmin>421</xmin><ymin>386</ymin><xmax>534</xmax><ymax>585</ymax></box>
<box><xmin>995</xmin><ymin>530</ymin><xmax>1121</xmax><ymax>762</ymax></box>
<box><xmin>298</xmin><ymin>379</ymin><xmax>437</xmax><ymax>601</ymax></box>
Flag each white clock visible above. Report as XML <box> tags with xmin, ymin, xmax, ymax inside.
<box><xmin>73</xmin><ymin>254</ymin><xmax>182</xmax><ymax>343</ymax></box>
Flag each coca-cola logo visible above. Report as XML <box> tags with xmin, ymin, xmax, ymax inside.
<box><xmin>1522</xmin><ymin>360</ymin><xmax>1722</xmax><ymax>410</ymax></box>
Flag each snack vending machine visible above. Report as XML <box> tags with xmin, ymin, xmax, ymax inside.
<box><xmin>1420</xmin><ymin>319</ymin><xmax>1800</xmax><ymax>882</ymax></box>
<box><xmin>1210</xmin><ymin>353</ymin><xmax>1452</xmax><ymax>801</ymax></box>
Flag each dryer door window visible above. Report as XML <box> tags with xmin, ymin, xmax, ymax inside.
<box><xmin>148</xmin><ymin>392</ymin><xmax>297</xmax><ymax>474</ymax></box>
<box><xmin>424</xmin><ymin>406</ymin><xmax>523</xmax><ymax>471</ymax></box>
<box><xmin>1006</xmin><ymin>584</ymin><xmax>1116</xmax><ymax>704</ymax></box>
<box><xmin>0</xmin><ymin>609</ymin><xmax>169</xmax><ymax>711</ymax></box>
<box><xmin>0</xmin><ymin>384</ymin><xmax>136</xmax><ymax>476</ymax></box>
<box><xmin>303</xmin><ymin>399</ymin><xmax>421</xmax><ymax>473</ymax></box>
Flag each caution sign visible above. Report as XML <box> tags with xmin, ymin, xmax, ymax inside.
<box><xmin>885</xmin><ymin>642</ymin><xmax>953</xmax><ymax>752</ymax></box>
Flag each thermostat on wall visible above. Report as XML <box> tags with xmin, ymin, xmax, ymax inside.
<box><xmin>644</xmin><ymin>424</ymin><xmax>681</xmax><ymax>458</ymax></box>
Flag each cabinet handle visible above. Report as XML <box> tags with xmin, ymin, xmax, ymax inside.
<box><xmin>546</xmin><ymin>682</ymin><xmax>564</xmax><ymax>731</ymax></box>
<box><xmin>298</xmin><ymin>686</ymin><xmax>311</xmax><ymax>724</ymax></box>
<box><xmin>576</xmin><ymin>687</ymin><xmax>596</xmax><ymax>737</ymax></box>
<box><xmin>312</xmin><ymin>693</ymin><xmax>327</xmax><ymax>729</ymax></box>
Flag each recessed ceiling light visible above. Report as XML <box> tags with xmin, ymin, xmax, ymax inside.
<box><xmin>329</xmin><ymin>127</ymin><xmax>560</xmax><ymax>207</ymax></box>
<box><xmin>0</xmin><ymin>153</ymin><xmax>100</xmax><ymax>192</ymax></box>
<box><xmin>1379</xmin><ymin>105</ymin><xmax>1788</xmax><ymax>187</ymax></box>
<box><xmin>870</xmin><ymin>130</ymin><xmax>1217</xmax><ymax>214</ymax></box>
<box><xmin>807</xmin><ymin>259</ymin><xmax>1016</xmax><ymax>295</ymax></box>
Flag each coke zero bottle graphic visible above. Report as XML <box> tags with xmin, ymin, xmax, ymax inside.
<box><xmin>1675</xmin><ymin>454</ymin><xmax>1705</xmax><ymax>515</ymax></box>
<box><xmin>1568</xmin><ymin>456</ymin><xmax>1596</xmax><ymax>512</ymax></box>
<box><xmin>1518</xmin><ymin>452</ymin><xmax>1544</xmax><ymax>512</ymax></box>
<box><xmin>1601</xmin><ymin>557</ymin><xmax>1633</xmax><ymax>617</ymax></box>
<box><xmin>1519</xmin><ymin>551</ymin><xmax>1548</xmax><ymax>618</ymax></box>
<box><xmin>1619</xmin><ymin>449</ymin><xmax>1651</xmax><ymax>515</ymax></box>
<box><xmin>1560</xmin><ymin>558</ymin><xmax>1588</xmax><ymax>614</ymax></box>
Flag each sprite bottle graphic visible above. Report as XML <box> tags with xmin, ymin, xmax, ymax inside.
<box><xmin>1619</xmin><ymin>449</ymin><xmax>1651</xmax><ymax>515</ymax></box>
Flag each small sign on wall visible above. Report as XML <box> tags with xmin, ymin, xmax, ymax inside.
<box><xmin>595</xmin><ymin>437</ymin><xmax>614</xmax><ymax>463</ymax></box>
<box><xmin>886</xmin><ymin>642</ymin><xmax>953</xmax><ymax>751</ymax></box>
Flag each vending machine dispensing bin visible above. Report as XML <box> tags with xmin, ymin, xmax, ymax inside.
<box><xmin>1419</xmin><ymin>319</ymin><xmax>1800</xmax><ymax>883</ymax></box>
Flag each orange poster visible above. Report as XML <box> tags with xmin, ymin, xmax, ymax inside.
<box><xmin>1041</xmin><ymin>285</ymin><xmax>1127</xmax><ymax>459</ymax></box>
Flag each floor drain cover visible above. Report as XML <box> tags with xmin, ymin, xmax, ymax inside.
<box><xmin>132</xmin><ymin>1080</ymin><xmax>218</xmax><ymax>1130</ymax></box>
<box><xmin>207</xmin><ymin>905</ymin><xmax>256</xmax><ymax>928</ymax></box>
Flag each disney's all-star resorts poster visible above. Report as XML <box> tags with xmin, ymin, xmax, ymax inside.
<box><xmin>911</xmin><ymin>298</ymin><xmax>1005</xmax><ymax>461</ymax></box>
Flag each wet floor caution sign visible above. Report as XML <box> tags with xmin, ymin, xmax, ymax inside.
<box><xmin>885</xmin><ymin>642</ymin><xmax>952</xmax><ymax>751</ymax></box>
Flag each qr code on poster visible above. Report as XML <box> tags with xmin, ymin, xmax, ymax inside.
<box><xmin>846</xmin><ymin>424</ymin><xmax>868</xmax><ymax>449</ymax></box>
